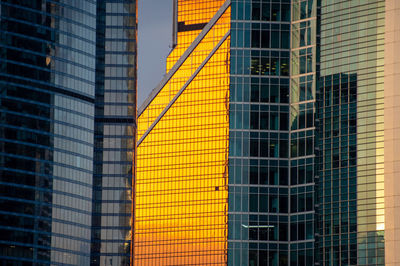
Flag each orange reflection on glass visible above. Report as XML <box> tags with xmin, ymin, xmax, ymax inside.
<box><xmin>137</xmin><ymin>3</ymin><xmax>230</xmax><ymax>141</ymax></box>
<box><xmin>134</xmin><ymin>2</ymin><xmax>230</xmax><ymax>265</ymax></box>
<box><xmin>167</xmin><ymin>0</ymin><xmax>227</xmax><ymax>70</ymax></box>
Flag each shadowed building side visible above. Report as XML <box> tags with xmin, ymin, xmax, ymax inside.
<box><xmin>90</xmin><ymin>1</ymin><xmax>137</xmax><ymax>265</ymax></box>
<box><xmin>0</xmin><ymin>1</ymin><xmax>97</xmax><ymax>264</ymax></box>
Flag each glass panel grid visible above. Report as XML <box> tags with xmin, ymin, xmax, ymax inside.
<box><xmin>134</xmin><ymin>2</ymin><xmax>231</xmax><ymax>264</ymax></box>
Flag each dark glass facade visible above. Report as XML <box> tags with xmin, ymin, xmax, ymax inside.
<box><xmin>0</xmin><ymin>0</ymin><xmax>136</xmax><ymax>265</ymax></box>
<box><xmin>228</xmin><ymin>0</ymin><xmax>315</xmax><ymax>265</ymax></box>
<box><xmin>91</xmin><ymin>1</ymin><xmax>136</xmax><ymax>265</ymax></box>
<box><xmin>316</xmin><ymin>73</ymin><xmax>358</xmax><ymax>265</ymax></box>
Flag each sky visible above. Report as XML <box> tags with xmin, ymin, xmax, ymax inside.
<box><xmin>138</xmin><ymin>0</ymin><xmax>173</xmax><ymax>107</ymax></box>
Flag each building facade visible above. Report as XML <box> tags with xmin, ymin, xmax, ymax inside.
<box><xmin>229</xmin><ymin>0</ymin><xmax>315</xmax><ymax>264</ymax></box>
<box><xmin>135</xmin><ymin>0</ymin><xmax>313</xmax><ymax>264</ymax></box>
<box><xmin>135</xmin><ymin>0</ymin><xmax>230</xmax><ymax>264</ymax></box>
<box><xmin>0</xmin><ymin>1</ymin><xmax>136</xmax><ymax>265</ymax></box>
<box><xmin>90</xmin><ymin>1</ymin><xmax>136</xmax><ymax>265</ymax></box>
<box><xmin>135</xmin><ymin>0</ymin><xmax>400</xmax><ymax>265</ymax></box>
<box><xmin>384</xmin><ymin>1</ymin><xmax>400</xmax><ymax>265</ymax></box>
<box><xmin>316</xmin><ymin>1</ymin><xmax>385</xmax><ymax>265</ymax></box>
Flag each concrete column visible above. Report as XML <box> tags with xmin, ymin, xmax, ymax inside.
<box><xmin>384</xmin><ymin>1</ymin><xmax>400</xmax><ymax>265</ymax></box>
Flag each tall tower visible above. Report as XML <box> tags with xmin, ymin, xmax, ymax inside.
<box><xmin>90</xmin><ymin>1</ymin><xmax>137</xmax><ymax>266</ymax></box>
<box><xmin>384</xmin><ymin>1</ymin><xmax>400</xmax><ymax>265</ymax></box>
<box><xmin>0</xmin><ymin>1</ymin><xmax>136</xmax><ymax>265</ymax></box>
<box><xmin>135</xmin><ymin>0</ymin><xmax>400</xmax><ymax>265</ymax></box>
<box><xmin>229</xmin><ymin>0</ymin><xmax>316</xmax><ymax>264</ymax></box>
<box><xmin>316</xmin><ymin>1</ymin><xmax>385</xmax><ymax>265</ymax></box>
<box><xmin>0</xmin><ymin>1</ymin><xmax>97</xmax><ymax>264</ymax></box>
<box><xmin>135</xmin><ymin>0</ymin><xmax>231</xmax><ymax>264</ymax></box>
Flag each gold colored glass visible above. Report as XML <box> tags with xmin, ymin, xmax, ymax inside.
<box><xmin>137</xmin><ymin>4</ymin><xmax>230</xmax><ymax>140</ymax></box>
<box><xmin>134</xmin><ymin>1</ymin><xmax>230</xmax><ymax>264</ymax></box>
<box><xmin>167</xmin><ymin>0</ymin><xmax>227</xmax><ymax>70</ymax></box>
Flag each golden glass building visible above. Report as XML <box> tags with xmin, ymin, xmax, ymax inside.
<box><xmin>134</xmin><ymin>0</ymin><xmax>400</xmax><ymax>265</ymax></box>
<box><xmin>135</xmin><ymin>0</ymin><xmax>231</xmax><ymax>264</ymax></box>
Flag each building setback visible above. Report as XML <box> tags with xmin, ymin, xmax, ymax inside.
<box><xmin>0</xmin><ymin>1</ymin><xmax>136</xmax><ymax>265</ymax></box>
<box><xmin>135</xmin><ymin>0</ymin><xmax>230</xmax><ymax>263</ymax></box>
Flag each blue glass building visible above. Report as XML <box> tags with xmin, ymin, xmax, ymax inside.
<box><xmin>90</xmin><ymin>1</ymin><xmax>136</xmax><ymax>265</ymax></box>
<box><xmin>0</xmin><ymin>1</ymin><xmax>136</xmax><ymax>265</ymax></box>
<box><xmin>228</xmin><ymin>0</ymin><xmax>315</xmax><ymax>264</ymax></box>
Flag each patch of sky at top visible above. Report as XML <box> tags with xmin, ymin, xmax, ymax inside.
<box><xmin>138</xmin><ymin>0</ymin><xmax>173</xmax><ymax>107</ymax></box>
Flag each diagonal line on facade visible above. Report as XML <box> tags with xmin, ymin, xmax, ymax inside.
<box><xmin>138</xmin><ymin>0</ymin><xmax>231</xmax><ymax>117</ymax></box>
<box><xmin>137</xmin><ymin>30</ymin><xmax>230</xmax><ymax>147</ymax></box>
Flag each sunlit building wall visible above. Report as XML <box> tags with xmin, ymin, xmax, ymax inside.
<box><xmin>135</xmin><ymin>0</ymin><xmax>231</xmax><ymax>264</ymax></box>
<box><xmin>384</xmin><ymin>1</ymin><xmax>400</xmax><ymax>265</ymax></box>
<box><xmin>384</xmin><ymin>0</ymin><xmax>400</xmax><ymax>266</ymax></box>
<box><xmin>166</xmin><ymin>0</ymin><xmax>227</xmax><ymax>70</ymax></box>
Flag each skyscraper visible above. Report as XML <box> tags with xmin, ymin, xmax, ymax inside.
<box><xmin>0</xmin><ymin>1</ymin><xmax>136</xmax><ymax>265</ymax></box>
<box><xmin>229</xmin><ymin>0</ymin><xmax>315</xmax><ymax>264</ymax></box>
<box><xmin>91</xmin><ymin>2</ymin><xmax>136</xmax><ymax>265</ymax></box>
<box><xmin>316</xmin><ymin>1</ymin><xmax>385</xmax><ymax>265</ymax></box>
<box><xmin>135</xmin><ymin>0</ymin><xmax>400</xmax><ymax>265</ymax></box>
<box><xmin>135</xmin><ymin>0</ymin><xmax>230</xmax><ymax>264</ymax></box>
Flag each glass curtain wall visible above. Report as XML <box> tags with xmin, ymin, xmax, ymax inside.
<box><xmin>289</xmin><ymin>0</ymin><xmax>317</xmax><ymax>265</ymax></box>
<box><xmin>228</xmin><ymin>0</ymin><xmax>295</xmax><ymax>265</ymax></box>
<box><xmin>135</xmin><ymin>1</ymin><xmax>231</xmax><ymax>264</ymax></box>
<box><xmin>317</xmin><ymin>1</ymin><xmax>385</xmax><ymax>265</ymax></box>
<box><xmin>0</xmin><ymin>1</ymin><xmax>97</xmax><ymax>264</ymax></box>
<box><xmin>91</xmin><ymin>1</ymin><xmax>136</xmax><ymax>265</ymax></box>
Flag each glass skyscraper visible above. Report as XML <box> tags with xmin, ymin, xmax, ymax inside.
<box><xmin>0</xmin><ymin>1</ymin><xmax>136</xmax><ymax>265</ymax></box>
<box><xmin>134</xmin><ymin>0</ymin><xmax>400</xmax><ymax>265</ymax></box>
<box><xmin>229</xmin><ymin>0</ymin><xmax>315</xmax><ymax>264</ymax></box>
<box><xmin>316</xmin><ymin>1</ymin><xmax>385</xmax><ymax>265</ymax></box>
<box><xmin>135</xmin><ymin>0</ymin><xmax>311</xmax><ymax>264</ymax></box>
<box><xmin>135</xmin><ymin>1</ymin><xmax>230</xmax><ymax>264</ymax></box>
<box><xmin>91</xmin><ymin>2</ymin><xmax>136</xmax><ymax>265</ymax></box>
